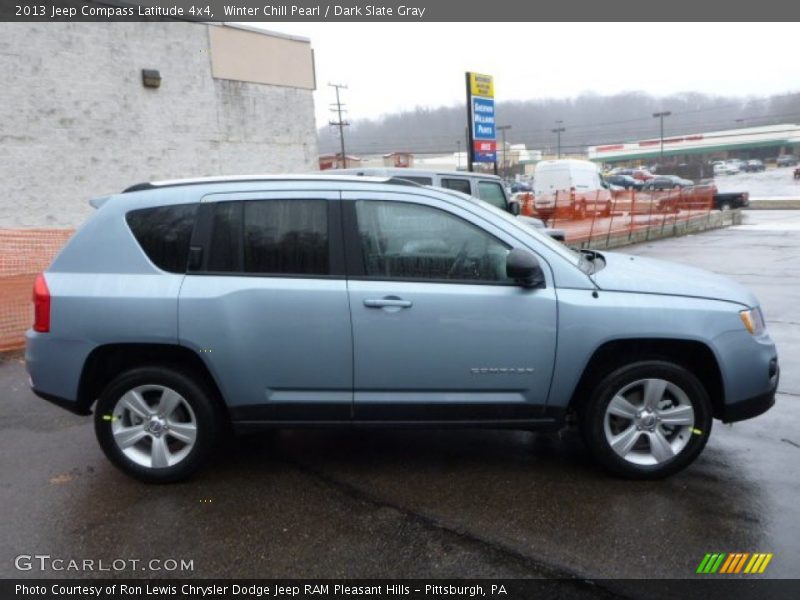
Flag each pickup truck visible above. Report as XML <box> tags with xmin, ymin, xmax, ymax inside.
<box><xmin>653</xmin><ymin>184</ymin><xmax>748</xmax><ymax>213</ymax></box>
<box><xmin>713</xmin><ymin>190</ymin><xmax>749</xmax><ymax>211</ymax></box>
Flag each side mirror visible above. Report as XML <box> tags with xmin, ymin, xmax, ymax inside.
<box><xmin>506</xmin><ymin>249</ymin><xmax>545</xmax><ymax>288</ymax></box>
<box><xmin>508</xmin><ymin>200</ymin><xmax>521</xmax><ymax>216</ymax></box>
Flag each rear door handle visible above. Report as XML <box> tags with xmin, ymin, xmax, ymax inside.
<box><xmin>363</xmin><ymin>297</ymin><xmax>413</xmax><ymax>309</ymax></box>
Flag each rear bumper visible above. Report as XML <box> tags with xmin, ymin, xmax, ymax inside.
<box><xmin>31</xmin><ymin>387</ymin><xmax>92</xmax><ymax>416</ymax></box>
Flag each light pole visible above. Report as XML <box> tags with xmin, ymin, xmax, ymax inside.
<box><xmin>456</xmin><ymin>140</ymin><xmax>461</xmax><ymax>170</ymax></box>
<box><xmin>497</xmin><ymin>125</ymin><xmax>511</xmax><ymax>178</ymax></box>
<box><xmin>552</xmin><ymin>120</ymin><xmax>565</xmax><ymax>159</ymax></box>
<box><xmin>653</xmin><ymin>111</ymin><xmax>671</xmax><ymax>168</ymax></box>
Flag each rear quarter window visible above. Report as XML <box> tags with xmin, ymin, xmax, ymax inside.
<box><xmin>126</xmin><ymin>204</ymin><xmax>197</xmax><ymax>273</ymax></box>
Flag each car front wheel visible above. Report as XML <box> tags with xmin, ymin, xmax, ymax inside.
<box><xmin>95</xmin><ymin>367</ymin><xmax>219</xmax><ymax>483</ymax></box>
<box><xmin>581</xmin><ymin>361</ymin><xmax>712</xmax><ymax>479</ymax></box>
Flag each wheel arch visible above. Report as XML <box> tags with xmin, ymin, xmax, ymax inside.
<box><xmin>77</xmin><ymin>343</ymin><xmax>229</xmax><ymax>420</ymax></box>
<box><xmin>568</xmin><ymin>338</ymin><xmax>725</xmax><ymax>419</ymax></box>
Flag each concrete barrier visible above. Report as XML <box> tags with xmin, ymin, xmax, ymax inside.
<box><xmin>748</xmin><ymin>199</ymin><xmax>800</xmax><ymax>210</ymax></box>
<box><xmin>573</xmin><ymin>209</ymin><xmax>742</xmax><ymax>250</ymax></box>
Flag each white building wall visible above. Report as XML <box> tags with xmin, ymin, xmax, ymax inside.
<box><xmin>0</xmin><ymin>22</ymin><xmax>318</xmax><ymax>228</ymax></box>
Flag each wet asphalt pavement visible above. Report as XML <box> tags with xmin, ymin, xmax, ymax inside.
<box><xmin>1</xmin><ymin>210</ymin><xmax>798</xmax><ymax>590</ymax></box>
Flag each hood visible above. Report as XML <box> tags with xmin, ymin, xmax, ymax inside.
<box><xmin>590</xmin><ymin>251</ymin><xmax>758</xmax><ymax>308</ymax></box>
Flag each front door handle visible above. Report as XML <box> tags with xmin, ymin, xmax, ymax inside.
<box><xmin>363</xmin><ymin>297</ymin><xmax>413</xmax><ymax>309</ymax></box>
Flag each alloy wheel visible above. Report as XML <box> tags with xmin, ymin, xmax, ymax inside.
<box><xmin>603</xmin><ymin>378</ymin><xmax>695</xmax><ymax>466</ymax></box>
<box><xmin>110</xmin><ymin>384</ymin><xmax>198</xmax><ymax>469</ymax></box>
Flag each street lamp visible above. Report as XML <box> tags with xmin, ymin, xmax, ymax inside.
<box><xmin>552</xmin><ymin>120</ymin><xmax>566</xmax><ymax>159</ymax></box>
<box><xmin>497</xmin><ymin>125</ymin><xmax>512</xmax><ymax>178</ymax></box>
<box><xmin>653</xmin><ymin>111</ymin><xmax>672</xmax><ymax>168</ymax></box>
<box><xmin>456</xmin><ymin>140</ymin><xmax>461</xmax><ymax>169</ymax></box>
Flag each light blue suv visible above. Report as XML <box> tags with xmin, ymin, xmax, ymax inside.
<box><xmin>25</xmin><ymin>175</ymin><xmax>779</xmax><ymax>482</ymax></box>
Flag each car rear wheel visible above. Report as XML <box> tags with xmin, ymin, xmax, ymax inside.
<box><xmin>95</xmin><ymin>367</ymin><xmax>219</xmax><ymax>483</ymax></box>
<box><xmin>581</xmin><ymin>361</ymin><xmax>712</xmax><ymax>479</ymax></box>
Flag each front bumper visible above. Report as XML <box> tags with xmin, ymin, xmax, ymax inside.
<box><xmin>719</xmin><ymin>360</ymin><xmax>779</xmax><ymax>423</ymax></box>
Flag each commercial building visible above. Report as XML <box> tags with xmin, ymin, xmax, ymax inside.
<box><xmin>588</xmin><ymin>124</ymin><xmax>800</xmax><ymax>166</ymax></box>
<box><xmin>0</xmin><ymin>22</ymin><xmax>319</xmax><ymax>228</ymax></box>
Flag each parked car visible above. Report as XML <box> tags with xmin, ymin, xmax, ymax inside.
<box><xmin>661</xmin><ymin>183</ymin><xmax>749</xmax><ymax>212</ymax></box>
<box><xmin>714</xmin><ymin>162</ymin><xmax>739</xmax><ymax>176</ymax></box>
<box><xmin>338</xmin><ymin>167</ymin><xmax>562</xmax><ymax>241</ymax></box>
<box><xmin>604</xmin><ymin>174</ymin><xmax>643</xmax><ymax>190</ymax></box>
<box><xmin>510</xmin><ymin>181</ymin><xmax>533</xmax><ymax>194</ymax></box>
<box><xmin>338</xmin><ymin>167</ymin><xmax>519</xmax><ymax>214</ymax></box>
<box><xmin>26</xmin><ymin>174</ymin><xmax>778</xmax><ymax>482</ymax></box>
<box><xmin>642</xmin><ymin>175</ymin><xmax>694</xmax><ymax>191</ymax></box>
<box><xmin>614</xmin><ymin>168</ymin><xmax>655</xmax><ymax>181</ymax></box>
<box><xmin>742</xmin><ymin>159</ymin><xmax>765</xmax><ymax>173</ymax></box>
<box><xmin>776</xmin><ymin>154</ymin><xmax>798</xmax><ymax>167</ymax></box>
<box><xmin>726</xmin><ymin>159</ymin><xmax>747</xmax><ymax>171</ymax></box>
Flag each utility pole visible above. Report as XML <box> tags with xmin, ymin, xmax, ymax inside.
<box><xmin>328</xmin><ymin>83</ymin><xmax>349</xmax><ymax>169</ymax></box>
<box><xmin>456</xmin><ymin>140</ymin><xmax>461</xmax><ymax>170</ymax></box>
<box><xmin>497</xmin><ymin>125</ymin><xmax>511</xmax><ymax>178</ymax></box>
<box><xmin>552</xmin><ymin>120</ymin><xmax>565</xmax><ymax>159</ymax></box>
<box><xmin>653</xmin><ymin>111</ymin><xmax>671</xmax><ymax>169</ymax></box>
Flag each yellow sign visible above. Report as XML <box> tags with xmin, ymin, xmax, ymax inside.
<box><xmin>469</xmin><ymin>72</ymin><xmax>494</xmax><ymax>98</ymax></box>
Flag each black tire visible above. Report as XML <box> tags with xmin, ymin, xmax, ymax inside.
<box><xmin>94</xmin><ymin>366</ymin><xmax>219</xmax><ymax>483</ymax></box>
<box><xmin>580</xmin><ymin>361</ymin><xmax>712</xmax><ymax>480</ymax></box>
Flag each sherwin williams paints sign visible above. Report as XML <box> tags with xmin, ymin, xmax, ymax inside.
<box><xmin>466</xmin><ymin>72</ymin><xmax>496</xmax><ymax>163</ymax></box>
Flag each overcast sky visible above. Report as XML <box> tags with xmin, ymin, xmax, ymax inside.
<box><xmin>255</xmin><ymin>22</ymin><xmax>798</xmax><ymax>127</ymax></box>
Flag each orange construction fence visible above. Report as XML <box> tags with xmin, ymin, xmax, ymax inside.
<box><xmin>0</xmin><ymin>229</ymin><xmax>74</xmax><ymax>351</ymax></box>
<box><xmin>517</xmin><ymin>187</ymin><xmax>715</xmax><ymax>247</ymax></box>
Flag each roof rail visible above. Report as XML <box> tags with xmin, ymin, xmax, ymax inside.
<box><xmin>120</xmin><ymin>174</ymin><xmax>418</xmax><ymax>194</ymax></box>
<box><xmin>122</xmin><ymin>182</ymin><xmax>154</xmax><ymax>193</ymax></box>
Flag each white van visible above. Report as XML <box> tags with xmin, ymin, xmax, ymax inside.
<box><xmin>533</xmin><ymin>159</ymin><xmax>612</xmax><ymax>221</ymax></box>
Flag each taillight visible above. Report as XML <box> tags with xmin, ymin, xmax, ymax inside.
<box><xmin>33</xmin><ymin>273</ymin><xmax>50</xmax><ymax>333</ymax></box>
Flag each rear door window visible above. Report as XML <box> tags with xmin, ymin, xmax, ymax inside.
<box><xmin>204</xmin><ymin>199</ymin><xmax>330</xmax><ymax>276</ymax></box>
<box><xmin>126</xmin><ymin>204</ymin><xmax>197</xmax><ymax>273</ymax></box>
<box><xmin>440</xmin><ymin>178</ymin><xmax>472</xmax><ymax>195</ymax></box>
<box><xmin>244</xmin><ymin>200</ymin><xmax>329</xmax><ymax>275</ymax></box>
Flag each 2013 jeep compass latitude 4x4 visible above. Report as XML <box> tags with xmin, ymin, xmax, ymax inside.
<box><xmin>26</xmin><ymin>175</ymin><xmax>779</xmax><ymax>482</ymax></box>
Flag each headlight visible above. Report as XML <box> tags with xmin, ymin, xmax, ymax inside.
<box><xmin>740</xmin><ymin>307</ymin><xmax>766</xmax><ymax>335</ymax></box>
